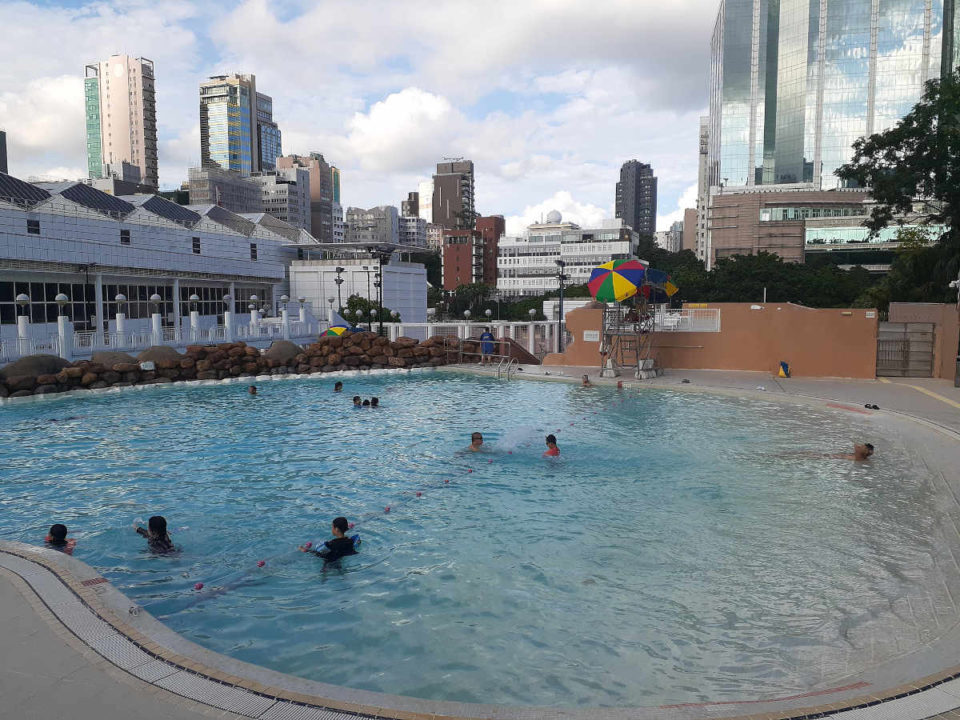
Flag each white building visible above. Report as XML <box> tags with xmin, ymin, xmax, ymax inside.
<box><xmin>496</xmin><ymin>211</ymin><xmax>639</xmax><ymax>297</ymax></box>
<box><xmin>0</xmin><ymin>172</ymin><xmax>306</xmax><ymax>343</ymax></box>
<box><xmin>399</xmin><ymin>215</ymin><xmax>427</xmax><ymax>248</ymax></box>
<box><xmin>289</xmin><ymin>258</ymin><xmax>427</xmax><ymax>324</ymax></box>
<box><xmin>250</xmin><ymin>168</ymin><xmax>311</xmax><ymax>232</ymax></box>
<box><xmin>655</xmin><ymin>221</ymin><xmax>683</xmax><ymax>253</ymax></box>
<box><xmin>417</xmin><ymin>179</ymin><xmax>433</xmax><ymax>223</ymax></box>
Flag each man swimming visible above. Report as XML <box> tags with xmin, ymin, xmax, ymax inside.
<box><xmin>833</xmin><ymin>443</ymin><xmax>875</xmax><ymax>461</ymax></box>
<box><xmin>466</xmin><ymin>432</ymin><xmax>484</xmax><ymax>452</ymax></box>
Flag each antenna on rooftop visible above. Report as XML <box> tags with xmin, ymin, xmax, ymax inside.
<box><xmin>443</xmin><ymin>156</ymin><xmax>464</xmax><ymax>162</ymax></box>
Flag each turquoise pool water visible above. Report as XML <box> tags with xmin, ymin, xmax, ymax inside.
<box><xmin>0</xmin><ymin>372</ymin><xmax>943</xmax><ymax>707</ymax></box>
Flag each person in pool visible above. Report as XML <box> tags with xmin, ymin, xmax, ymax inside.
<box><xmin>134</xmin><ymin>516</ymin><xmax>175</xmax><ymax>553</ymax></box>
<box><xmin>834</xmin><ymin>443</ymin><xmax>875</xmax><ymax>461</ymax></box>
<box><xmin>45</xmin><ymin>523</ymin><xmax>76</xmax><ymax>555</ymax></box>
<box><xmin>352</xmin><ymin>396</ymin><xmax>362</xmax><ymax>408</ymax></box>
<box><xmin>299</xmin><ymin>517</ymin><xmax>358</xmax><ymax>562</ymax></box>
<box><xmin>543</xmin><ymin>434</ymin><xmax>560</xmax><ymax>457</ymax></box>
<box><xmin>370</xmin><ymin>397</ymin><xmax>379</xmax><ymax>408</ymax></box>
<box><xmin>248</xmin><ymin>385</ymin><xmax>257</xmax><ymax>396</ymax></box>
<box><xmin>581</xmin><ymin>374</ymin><xmax>593</xmax><ymax>387</ymax></box>
<box><xmin>466</xmin><ymin>432</ymin><xmax>484</xmax><ymax>452</ymax></box>
<box><xmin>334</xmin><ymin>381</ymin><xmax>343</xmax><ymax>393</ymax></box>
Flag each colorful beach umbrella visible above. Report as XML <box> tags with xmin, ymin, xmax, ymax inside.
<box><xmin>325</xmin><ymin>325</ymin><xmax>350</xmax><ymax>336</ymax></box>
<box><xmin>588</xmin><ymin>259</ymin><xmax>647</xmax><ymax>303</ymax></box>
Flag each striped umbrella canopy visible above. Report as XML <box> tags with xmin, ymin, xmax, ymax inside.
<box><xmin>325</xmin><ymin>325</ymin><xmax>351</xmax><ymax>336</ymax></box>
<box><xmin>588</xmin><ymin>259</ymin><xmax>647</xmax><ymax>303</ymax></box>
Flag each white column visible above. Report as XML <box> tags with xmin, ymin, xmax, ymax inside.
<box><xmin>224</xmin><ymin>311</ymin><xmax>234</xmax><ymax>342</ymax></box>
<box><xmin>281</xmin><ymin>308</ymin><xmax>291</xmax><ymax>340</ymax></box>
<box><xmin>57</xmin><ymin>316</ymin><xmax>73</xmax><ymax>361</ymax></box>
<box><xmin>17</xmin><ymin>315</ymin><xmax>30</xmax><ymax>356</ymax></box>
<box><xmin>190</xmin><ymin>310</ymin><xmax>200</xmax><ymax>342</ymax></box>
<box><xmin>250</xmin><ymin>308</ymin><xmax>259</xmax><ymax>331</ymax></box>
<box><xmin>172</xmin><ymin>278</ymin><xmax>181</xmax><ymax>339</ymax></box>
<box><xmin>528</xmin><ymin>322</ymin><xmax>536</xmax><ymax>355</ymax></box>
<box><xmin>151</xmin><ymin>313</ymin><xmax>163</xmax><ymax>346</ymax></box>
<box><xmin>115</xmin><ymin>312</ymin><xmax>127</xmax><ymax>348</ymax></box>
<box><xmin>94</xmin><ymin>273</ymin><xmax>104</xmax><ymax>346</ymax></box>
<box><xmin>299</xmin><ymin>305</ymin><xmax>308</xmax><ymax>323</ymax></box>
<box><xmin>507</xmin><ymin>324</ymin><xmax>515</xmax><ymax>340</ymax></box>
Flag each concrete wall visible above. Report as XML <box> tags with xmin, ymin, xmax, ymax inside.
<box><xmin>544</xmin><ymin>303</ymin><xmax>879</xmax><ymax>379</ymax></box>
<box><xmin>889</xmin><ymin>302</ymin><xmax>960</xmax><ymax>380</ymax></box>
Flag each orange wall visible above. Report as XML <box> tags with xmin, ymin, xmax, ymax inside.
<box><xmin>544</xmin><ymin>303</ymin><xmax>879</xmax><ymax>379</ymax></box>
<box><xmin>888</xmin><ymin>302</ymin><xmax>960</xmax><ymax>380</ymax></box>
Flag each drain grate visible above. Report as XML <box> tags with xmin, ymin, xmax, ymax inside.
<box><xmin>155</xmin><ymin>670</ymin><xmax>276</xmax><ymax>716</ymax></box>
<box><xmin>261</xmin><ymin>703</ymin><xmax>360</xmax><ymax>720</ymax></box>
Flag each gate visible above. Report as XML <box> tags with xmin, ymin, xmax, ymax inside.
<box><xmin>876</xmin><ymin>322</ymin><xmax>935</xmax><ymax>377</ymax></box>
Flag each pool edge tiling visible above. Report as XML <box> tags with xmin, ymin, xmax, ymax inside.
<box><xmin>4</xmin><ymin>376</ymin><xmax>960</xmax><ymax>720</ymax></box>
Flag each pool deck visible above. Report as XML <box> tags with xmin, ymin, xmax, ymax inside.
<box><xmin>2</xmin><ymin>368</ymin><xmax>960</xmax><ymax>720</ymax></box>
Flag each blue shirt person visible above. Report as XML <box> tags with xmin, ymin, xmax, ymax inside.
<box><xmin>479</xmin><ymin>328</ymin><xmax>496</xmax><ymax>364</ymax></box>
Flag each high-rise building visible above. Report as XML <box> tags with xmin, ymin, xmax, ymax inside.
<box><xmin>709</xmin><ymin>0</ymin><xmax>956</xmax><ymax>192</ymax></box>
<box><xmin>331</xmin><ymin>166</ymin><xmax>341</xmax><ymax>204</ymax></box>
<box><xmin>615</xmin><ymin>161</ymin><xmax>657</xmax><ymax>236</ymax></box>
<box><xmin>187</xmin><ymin>166</ymin><xmax>261</xmax><ymax>214</ymax></box>
<box><xmin>432</xmin><ymin>160</ymin><xmax>475</xmax><ymax>230</ymax></box>
<box><xmin>441</xmin><ymin>229</ymin><xmax>483</xmax><ymax>290</ymax></box>
<box><xmin>345</xmin><ymin>206</ymin><xmax>400</xmax><ymax>245</ymax></box>
<box><xmin>476</xmin><ymin>215</ymin><xmax>504</xmax><ymax>286</ymax></box>
<box><xmin>682</xmin><ymin>208</ymin><xmax>698</xmax><ymax>252</ymax></box>
<box><xmin>200</xmin><ymin>73</ymin><xmax>281</xmax><ymax>176</ymax></box>
<box><xmin>696</xmin><ymin>115</ymin><xmax>710</xmax><ymax>261</ymax></box>
<box><xmin>400</xmin><ymin>216</ymin><xmax>427</xmax><ymax>248</ymax></box>
<box><xmin>417</xmin><ymin>179</ymin><xmax>434</xmax><ymax>222</ymax></box>
<box><xmin>0</xmin><ymin>130</ymin><xmax>7</xmax><ymax>174</ymax></box>
<box><xmin>84</xmin><ymin>55</ymin><xmax>158</xmax><ymax>188</ymax></box>
<box><xmin>425</xmin><ymin>222</ymin><xmax>443</xmax><ymax>252</ymax></box>
<box><xmin>250</xmin><ymin>168</ymin><xmax>311</xmax><ymax>231</ymax></box>
<box><xmin>276</xmin><ymin>153</ymin><xmax>332</xmax><ymax>242</ymax></box>
<box><xmin>401</xmin><ymin>191</ymin><xmax>419</xmax><ymax>218</ymax></box>
<box><xmin>332</xmin><ymin>203</ymin><xmax>345</xmax><ymax>243</ymax></box>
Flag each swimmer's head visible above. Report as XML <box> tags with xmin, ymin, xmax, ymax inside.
<box><xmin>148</xmin><ymin>516</ymin><xmax>167</xmax><ymax>536</ymax></box>
<box><xmin>371</xmin><ymin>397</ymin><xmax>379</xmax><ymax>407</ymax></box>
<box><xmin>353</xmin><ymin>396</ymin><xmax>362</xmax><ymax>405</ymax></box>
<box><xmin>862</xmin><ymin>443</ymin><xmax>875</xmax><ymax>456</ymax></box>
<box><xmin>48</xmin><ymin>523</ymin><xmax>67</xmax><ymax>544</ymax></box>
<box><xmin>334</xmin><ymin>381</ymin><xmax>343</xmax><ymax>392</ymax></box>
<box><xmin>471</xmin><ymin>432</ymin><xmax>483</xmax><ymax>446</ymax></box>
<box><xmin>248</xmin><ymin>385</ymin><xmax>257</xmax><ymax>395</ymax></box>
<box><xmin>545</xmin><ymin>434</ymin><xmax>557</xmax><ymax>446</ymax></box>
<box><xmin>362</xmin><ymin>399</ymin><xmax>371</xmax><ymax>406</ymax></box>
<box><xmin>332</xmin><ymin>517</ymin><xmax>349</xmax><ymax>536</ymax></box>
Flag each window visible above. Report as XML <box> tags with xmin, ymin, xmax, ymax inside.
<box><xmin>192</xmin><ymin>237</ymin><xmax>201</xmax><ymax>254</ymax></box>
<box><xmin>120</xmin><ymin>229</ymin><xmax>131</xmax><ymax>245</ymax></box>
<box><xmin>250</xmin><ymin>243</ymin><xmax>258</xmax><ymax>260</ymax></box>
<box><xmin>297</xmin><ymin>248</ymin><xmax>304</xmax><ymax>260</ymax></box>
<box><xmin>27</xmin><ymin>219</ymin><xmax>40</xmax><ymax>235</ymax></box>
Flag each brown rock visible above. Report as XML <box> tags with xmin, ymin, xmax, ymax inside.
<box><xmin>90</xmin><ymin>351</ymin><xmax>138</xmax><ymax>368</ymax></box>
<box><xmin>388</xmin><ymin>357</ymin><xmax>407</xmax><ymax>367</ymax></box>
<box><xmin>0</xmin><ymin>385</ymin><xmax>7</xmax><ymax>398</ymax></box>
<box><xmin>328</xmin><ymin>336</ymin><xmax>344</xmax><ymax>349</ymax></box>
<box><xmin>179</xmin><ymin>357</ymin><xmax>196</xmax><ymax>369</ymax></box>
<box><xmin>121</xmin><ymin>371</ymin><xmax>140</xmax><ymax>383</ymax></box>
<box><xmin>140</xmin><ymin>371</ymin><xmax>157</xmax><ymax>382</ymax></box>
<box><xmin>36</xmin><ymin>374</ymin><xmax>59</xmax><ymax>385</ymax></box>
<box><xmin>297</xmin><ymin>364</ymin><xmax>311</xmax><ymax>374</ymax></box>
<box><xmin>101</xmin><ymin>371</ymin><xmax>121</xmax><ymax>384</ymax></box>
<box><xmin>185</xmin><ymin>345</ymin><xmax>209</xmax><ymax>356</ymax></box>
<box><xmin>154</xmin><ymin>376</ymin><xmax>173</xmax><ymax>383</ymax></box>
<box><xmin>229</xmin><ymin>366</ymin><xmax>243</xmax><ymax>376</ymax></box>
<box><xmin>89</xmin><ymin>380</ymin><xmax>108</xmax><ymax>389</ymax></box>
<box><xmin>137</xmin><ymin>346</ymin><xmax>183</xmax><ymax>364</ymax></box>
<box><xmin>81</xmin><ymin>372</ymin><xmax>98</xmax><ymax>386</ymax></box>
<box><xmin>322</xmin><ymin>365</ymin><xmax>337</xmax><ymax>373</ymax></box>
<box><xmin>6</xmin><ymin>375</ymin><xmax>37</xmax><ymax>392</ymax></box>
<box><xmin>327</xmin><ymin>353</ymin><xmax>342</xmax><ymax>365</ymax></box>
<box><xmin>158</xmin><ymin>368</ymin><xmax>180</xmax><ymax>379</ymax></box>
<box><xmin>309</xmin><ymin>356</ymin><xmax>324</xmax><ymax>367</ymax></box>
<box><xmin>371</xmin><ymin>355</ymin><xmax>388</xmax><ymax>365</ymax></box>
<box><xmin>196</xmin><ymin>359</ymin><xmax>212</xmax><ymax>372</ymax></box>
<box><xmin>228</xmin><ymin>347</ymin><xmax>245</xmax><ymax>357</ymax></box>
<box><xmin>394</xmin><ymin>336</ymin><xmax>418</xmax><ymax>348</ymax></box>
<box><xmin>156</xmin><ymin>359</ymin><xmax>179</xmax><ymax>370</ymax></box>
<box><xmin>197</xmin><ymin>371</ymin><xmax>219</xmax><ymax>380</ymax></box>
<box><xmin>244</xmin><ymin>346</ymin><xmax>259</xmax><ymax>357</ymax></box>
<box><xmin>10</xmin><ymin>389</ymin><xmax>35</xmax><ymax>398</ymax></box>
<box><xmin>397</xmin><ymin>348</ymin><xmax>414</xmax><ymax>358</ymax></box>
<box><xmin>383</xmin><ymin>346</ymin><xmax>396</xmax><ymax>357</ymax></box>
<box><xmin>343</xmin><ymin>356</ymin><xmax>361</xmax><ymax>366</ymax></box>
<box><xmin>242</xmin><ymin>362</ymin><xmax>259</xmax><ymax>373</ymax></box>
<box><xmin>213</xmin><ymin>360</ymin><xmax>231</xmax><ymax>371</ymax></box>
<box><xmin>112</xmin><ymin>363</ymin><xmax>139</xmax><ymax>373</ymax></box>
<box><xmin>347</xmin><ymin>345</ymin><xmax>365</xmax><ymax>356</ymax></box>
<box><xmin>35</xmin><ymin>384</ymin><xmax>61</xmax><ymax>394</ymax></box>
<box><xmin>64</xmin><ymin>366</ymin><xmax>84</xmax><ymax>379</ymax></box>
<box><xmin>179</xmin><ymin>368</ymin><xmax>196</xmax><ymax>380</ymax></box>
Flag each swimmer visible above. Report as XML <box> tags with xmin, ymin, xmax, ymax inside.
<box><xmin>370</xmin><ymin>397</ymin><xmax>379</xmax><ymax>408</ymax></box>
<box><xmin>248</xmin><ymin>385</ymin><xmax>257</xmax><ymax>396</ymax></box>
<box><xmin>334</xmin><ymin>381</ymin><xmax>343</xmax><ymax>393</ymax></box>
<box><xmin>581</xmin><ymin>375</ymin><xmax>593</xmax><ymax>387</ymax></box>
<box><xmin>833</xmin><ymin>443</ymin><xmax>875</xmax><ymax>462</ymax></box>
<box><xmin>617</xmin><ymin>380</ymin><xmax>624</xmax><ymax>390</ymax></box>
<box><xmin>543</xmin><ymin>434</ymin><xmax>560</xmax><ymax>457</ymax></box>
<box><xmin>45</xmin><ymin>524</ymin><xmax>76</xmax><ymax>555</ymax></box>
<box><xmin>352</xmin><ymin>396</ymin><xmax>362</xmax><ymax>407</ymax></box>
<box><xmin>362</xmin><ymin>399</ymin><xmax>371</xmax><ymax>407</ymax></box>
<box><xmin>466</xmin><ymin>432</ymin><xmax>484</xmax><ymax>452</ymax></box>
<box><xmin>299</xmin><ymin>517</ymin><xmax>358</xmax><ymax>562</ymax></box>
<box><xmin>134</xmin><ymin>515</ymin><xmax>175</xmax><ymax>553</ymax></box>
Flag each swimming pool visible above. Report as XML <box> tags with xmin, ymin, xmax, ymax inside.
<box><xmin>0</xmin><ymin>371</ymin><xmax>948</xmax><ymax>707</ymax></box>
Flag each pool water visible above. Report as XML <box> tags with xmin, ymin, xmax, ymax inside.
<box><xmin>0</xmin><ymin>372</ymin><xmax>945</xmax><ymax>707</ymax></box>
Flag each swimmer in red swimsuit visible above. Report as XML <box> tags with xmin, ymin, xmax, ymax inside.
<box><xmin>543</xmin><ymin>434</ymin><xmax>560</xmax><ymax>457</ymax></box>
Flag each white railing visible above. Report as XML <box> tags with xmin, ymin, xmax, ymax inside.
<box><xmin>654</xmin><ymin>308</ymin><xmax>721</xmax><ymax>333</ymax></box>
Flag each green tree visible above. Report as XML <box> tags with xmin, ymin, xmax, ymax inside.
<box><xmin>409</xmin><ymin>251</ymin><xmax>442</xmax><ymax>288</ymax></box>
<box><xmin>343</xmin><ymin>294</ymin><xmax>396</xmax><ymax>325</ymax></box>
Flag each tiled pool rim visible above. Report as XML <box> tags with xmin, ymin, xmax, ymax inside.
<box><xmin>4</xmin><ymin>373</ymin><xmax>960</xmax><ymax>719</ymax></box>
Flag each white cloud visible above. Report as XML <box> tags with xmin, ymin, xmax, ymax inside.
<box><xmin>504</xmin><ymin>191</ymin><xmax>610</xmax><ymax>236</ymax></box>
<box><xmin>657</xmin><ymin>183</ymin><xmax>698</xmax><ymax>232</ymax></box>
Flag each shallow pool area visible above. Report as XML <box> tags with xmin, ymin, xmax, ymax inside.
<box><xmin>0</xmin><ymin>371</ymin><xmax>951</xmax><ymax>708</ymax></box>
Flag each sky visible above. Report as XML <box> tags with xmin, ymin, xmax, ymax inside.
<box><xmin>0</xmin><ymin>0</ymin><xmax>714</xmax><ymax>235</ymax></box>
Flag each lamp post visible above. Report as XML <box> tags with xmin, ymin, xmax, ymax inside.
<box><xmin>298</xmin><ymin>296</ymin><xmax>307</xmax><ymax>323</ymax></box>
<box><xmin>222</xmin><ymin>293</ymin><xmax>234</xmax><ymax>342</ymax></box>
<box><xmin>327</xmin><ymin>297</ymin><xmax>335</xmax><ymax>325</ymax></box>
<box><xmin>369</xmin><ymin>307</ymin><xmax>376</xmax><ymax>332</ymax></box>
<box><xmin>334</xmin><ymin>267</ymin><xmax>345</xmax><ymax>312</ymax></box>
<box><xmin>555</xmin><ymin>260</ymin><xmax>568</xmax><ymax>352</ymax></box>
<box><xmin>149</xmin><ymin>293</ymin><xmax>163</xmax><ymax>345</ymax></box>
<box><xmin>373</xmin><ymin>271</ymin><xmax>383</xmax><ymax>336</ymax></box>
<box><xmin>189</xmin><ymin>293</ymin><xmax>200</xmax><ymax>341</ymax></box>
<box><xmin>280</xmin><ymin>294</ymin><xmax>291</xmax><ymax>340</ymax></box>
<box><xmin>54</xmin><ymin>293</ymin><xmax>72</xmax><ymax>360</ymax></box>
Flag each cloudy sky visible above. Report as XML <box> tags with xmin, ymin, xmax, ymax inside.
<box><xmin>0</xmin><ymin>0</ymin><xmax>714</xmax><ymax>234</ymax></box>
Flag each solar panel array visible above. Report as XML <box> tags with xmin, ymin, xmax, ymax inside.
<box><xmin>58</xmin><ymin>182</ymin><xmax>135</xmax><ymax>217</ymax></box>
<box><xmin>137</xmin><ymin>195</ymin><xmax>201</xmax><ymax>227</ymax></box>
<box><xmin>204</xmin><ymin>205</ymin><xmax>256</xmax><ymax>236</ymax></box>
<box><xmin>0</xmin><ymin>172</ymin><xmax>52</xmax><ymax>207</ymax></box>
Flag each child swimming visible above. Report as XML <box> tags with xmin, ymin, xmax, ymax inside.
<box><xmin>45</xmin><ymin>523</ymin><xmax>76</xmax><ymax>555</ymax></box>
<box><xmin>543</xmin><ymin>434</ymin><xmax>560</xmax><ymax>457</ymax></box>
<box><xmin>134</xmin><ymin>515</ymin><xmax>176</xmax><ymax>553</ymax></box>
<box><xmin>299</xmin><ymin>517</ymin><xmax>358</xmax><ymax>562</ymax></box>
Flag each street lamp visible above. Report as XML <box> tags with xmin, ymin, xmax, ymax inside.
<box><xmin>463</xmin><ymin>310</ymin><xmax>471</xmax><ymax>321</ymax></box>
<box><xmin>54</xmin><ymin>293</ymin><xmax>69</xmax><ymax>317</ymax></box>
<box><xmin>528</xmin><ymin>308</ymin><xmax>537</xmax><ymax>321</ymax></box>
<box><xmin>327</xmin><ymin>296</ymin><xmax>335</xmax><ymax>323</ymax></box>
<box><xmin>333</xmin><ymin>267</ymin><xmax>345</xmax><ymax>312</ymax></box>
<box><xmin>369</xmin><ymin>307</ymin><xmax>376</xmax><ymax>332</ymax></box>
<box><xmin>189</xmin><ymin>293</ymin><xmax>200</xmax><ymax>312</ymax></box>
<box><xmin>556</xmin><ymin>259</ymin><xmax>569</xmax><ymax>352</ymax></box>
<box><xmin>15</xmin><ymin>293</ymin><xmax>30</xmax><ymax>317</ymax></box>
<box><xmin>485</xmin><ymin>308</ymin><xmax>492</xmax><ymax>321</ymax></box>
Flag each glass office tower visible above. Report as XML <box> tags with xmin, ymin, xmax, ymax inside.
<box><xmin>200</xmin><ymin>74</ymin><xmax>281</xmax><ymax>176</ymax></box>
<box><xmin>709</xmin><ymin>0</ymin><xmax>958</xmax><ymax>190</ymax></box>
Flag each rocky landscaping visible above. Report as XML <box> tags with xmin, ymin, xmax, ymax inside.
<box><xmin>0</xmin><ymin>333</ymin><xmax>458</xmax><ymax>399</ymax></box>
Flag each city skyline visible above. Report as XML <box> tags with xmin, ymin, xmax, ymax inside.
<box><xmin>0</xmin><ymin>0</ymin><xmax>713</xmax><ymax>235</ymax></box>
